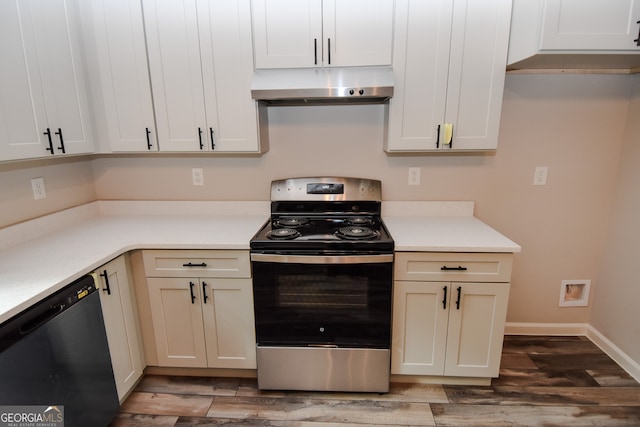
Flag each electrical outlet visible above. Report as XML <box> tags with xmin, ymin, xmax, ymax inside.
<box><xmin>408</xmin><ymin>167</ymin><xmax>421</xmax><ymax>186</ymax></box>
<box><xmin>533</xmin><ymin>166</ymin><xmax>548</xmax><ymax>186</ymax></box>
<box><xmin>192</xmin><ymin>168</ymin><xmax>204</xmax><ymax>186</ymax></box>
<box><xmin>31</xmin><ymin>177</ymin><xmax>46</xmax><ymax>200</ymax></box>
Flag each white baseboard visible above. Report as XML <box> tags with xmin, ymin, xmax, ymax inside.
<box><xmin>505</xmin><ymin>322</ymin><xmax>640</xmax><ymax>383</ymax></box>
<box><xmin>504</xmin><ymin>322</ymin><xmax>589</xmax><ymax>336</ymax></box>
<box><xmin>585</xmin><ymin>325</ymin><xmax>640</xmax><ymax>383</ymax></box>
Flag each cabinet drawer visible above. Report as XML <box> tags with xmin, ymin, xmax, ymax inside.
<box><xmin>394</xmin><ymin>252</ymin><xmax>512</xmax><ymax>283</ymax></box>
<box><xmin>142</xmin><ymin>250</ymin><xmax>251</xmax><ymax>278</ymax></box>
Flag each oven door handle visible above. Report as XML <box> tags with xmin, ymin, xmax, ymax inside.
<box><xmin>250</xmin><ymin>253</ymin><xmax>393</xmax><ymax>264</ymax></box>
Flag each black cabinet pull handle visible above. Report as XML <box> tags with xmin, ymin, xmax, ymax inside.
<box><xmin>635</xmin><ymin>20</ymin><xmax>640</xmax><ymax>46</ymax></box>
<box><xmin>442</xmin><ymin>285</ymin><xmax>447</xmax><ymax>309</ymax></box>
<box><xmin>327</xmin><ymin>38</ymin><xmax>331</xmax><ymax>65</ymax></box>
<box><xmin>436</xmin><ymin>124</ymin><xmax>441</xmax><ymax>148</ymax></box>
<box><xmin>182</xmin><ymin>262</ymin><xmax>207</xmax><ymax>267</ymax></box>
<box><xmin>198</xmin><ymin>127</ymin><xmax>204</xmax><ymax>150</ymax></box>
<box><xmin>100</xmin><ymin>270</ymin><xmax>111</xmax><ymax>295</ymax></box>
<box><xmin>189</xmin><ymin>281</ymin><xmax>196</xmax><ymax>304</ymax></box>
<box><xmin>314</xmin><ymin>38</ymin><xmax>318</xmax><ymax>65</ymax></box>
<box><xmin>210</xmin><ymin>127</ymin><xmax>215</xmax><ymax>150</ymax></box>
<box><xmin>455</xmin><ymin>286</ymin><xmax>462</xmax><ymax>310</ymax></box>
<box><xmin>54</xmin><ymin>128</ymin><xmax>66</xmax><ymax>153</ymax></box>
<box><xmin>202</xmin><ymin>281</ymin><xmax>209</xmax><ymax>303</ymax></box>
<box><xmin>44</xmin><ymin>128</ymin><xmax>54</xmax><ymax>154</ymax></box>
<box><xmin>146</xmin><ymin>127</ymin><xmax>152</xmax><ymax>150</ymax></box>
<box><xmin>441</xmin><ymin>265</ymin><xmax>467</xmax><ymax>271</ymax></box>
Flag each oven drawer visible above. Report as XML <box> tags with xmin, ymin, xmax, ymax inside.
<box><xmin>394</xmin><ymin>252</ymin><xmax>512</xmax><ymax>283</ymax></box>
<box><xmin>142</xmin><ymin>250</ymin><xmax>251</xmax><ymax>278</ymax></box>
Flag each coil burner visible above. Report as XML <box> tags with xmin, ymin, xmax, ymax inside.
<box><xmin>266</xmin><ymin>228</ymin><xmax>301</xmax><ymax>240</ymax></box>
<box><xmin>335</xmin><ymin>226</ymin><xmax>379</xmax><ymax>240</ymax></box>
<box><xmin>346</xmin><ymin>216</ymin><xmax>374</xmax><ymax>226</ymax></box>
<box><xmin>273</xmin><ymin>217</ymin><xmax>310</xmax><ymax>228</ymax></box>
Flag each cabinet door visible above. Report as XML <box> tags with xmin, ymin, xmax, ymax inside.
<box><xmin>323</xmin><ymin>0</ymin><xmax>395</xmax><ymax>67</ymax></box>
<box><xmin>201</xmin><ymin>278</ymin><xmax>257</xmax><ymax>369</ymax></box>
<box><xmin>252</xmin><ymin>0</ymin><xmax>323</xmax><ymax>69</ymax></box>
<box><xmin>444</xmin><ymin>282</ymin><xmax>509</xmax><ymax>377</ymax></box>
<box><xmin>29</xmin><ymin>0</ymin><xmax>94</xmax><ymax>156</ymax></box>
<box><xmin>541</xmin><ymin>0</ymin><xmax>640</xmax><ymax>50</ymax></box>
<box><xmin>91</xmin><ymin>0</ymin><xmax>157</xmax><ymax>152</ymax></box>
<box><xmin>386</xmin><ymin>0</ymin><xmax>453</xmax><ymax>152</ymax></box>
<box><xmin>252</xmin><ymin>0</ymin><xmax>394</xmax><ymax>69</ymax></box>
<box><xmin>391</xmin><ymin>281</ymin><xmax>449</xmax><ymax>375</ymax></box>
<box><xmin>197</xmin><ymin>0</ymin><xmax>265</xmax><ymax>153</ymax></box>
<box><xmin>443</xmin><ymin>0</ymin><xmax>512</xmax><ymax>151</ymax></box>
<box><xmin>0</xmin><ymin>0</ymin><xmax>49</xmax><ymax>160</ymax></box>
<box><xmin>147</xmin><ymin>278</ymin><xmax>207</xmax><ymax>368</ymax></box>
<box><xmin>0</xmin><ymin>0</ymin><xmax>93</xmax><ymax>160</ymax></box>
<box><xmin>143</xmin><ymin>0</ymin><xmax>209</xmax><ymax>152</ymax></box>
<box><xmin>386</xmin><ymin>0</ymin><xmax>511</xmax><ymax>152</ymax></box>
<box><xmin>96</xmin><ymin>255</ymin><xmax>145</xmax><ymax>401</ymax></box>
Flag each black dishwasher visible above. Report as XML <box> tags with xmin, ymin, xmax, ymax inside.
<box><xmin>0</xmin><ymin>275</ymin><xmax>119</xmax><ymax>427</ymax></box>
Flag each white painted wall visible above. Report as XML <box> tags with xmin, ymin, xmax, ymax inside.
<box><xmin>591</xmin><ymin>74</ymin><xmax>640</xmax><ymax>364</ymax></box>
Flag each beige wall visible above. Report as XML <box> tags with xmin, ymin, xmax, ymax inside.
<box><xmin>591</xmin><ymin>74</ymin><xmax>640</xmax><ymax>363</ymax></box>
<box><xmin>92</xmin><ymin>73</ymin><xmax>631</xmax><ymax>325</ymax></box>
<box><xmin>0</xmin><ymin>73</ymin><xmax>634</xmax><ymax>329</ymax></box>
<box><xmin>0</xmin><ymin>156</ymin><xmax>96</xmax><ymax>228</ymax></box>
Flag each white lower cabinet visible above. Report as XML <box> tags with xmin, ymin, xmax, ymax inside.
<box><xmin>94</xmin><ymin>254</ymin><xmax>144</xmax><ymax>402</ymax></box>
<box><xmin>391</xmin><ymin>252</ymin><xmax>512</xmax><ymax>378</ymax></box>
<box><xmin>143</xmin><ymin>250</ymin><xmax>256</xmax><ymax>369</ymax></box>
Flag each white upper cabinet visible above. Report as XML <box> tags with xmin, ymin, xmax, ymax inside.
<box><xmin>89</xmin><ymin>0</ymin><xmax>158</xmax><ymax>152</ymax></box>
<box><xmin>197</xmin><ymin>0</ymin><xmax>268</xmax><ymax>153</ymax></box>
<box><xmin>508</xmin><ymin>0</ymin><xmax>640</xmax><ymax>69</ymax></box>
<box><xmin>252</xmin><ymin>0</ymin><xmax>395</xmax><ymax>69</ymax></box>
<box><xmin>386</xmin><ymin>0</ymin><xmax>512</xmax><ymax>152</ymax></box>
<box><xmin>143</xmin><ymin>0</ymin><xmax>266</xmax><ymax>153</ymax></box>
<box><xmin>541</xmin><ymin>0</ymin><xmax>640</xmax><ymax>50</ymax></box>
<box><xmin>0</xmin><ymin>0</ymin><xmax>94</xmax><ymax>161</ymax></box>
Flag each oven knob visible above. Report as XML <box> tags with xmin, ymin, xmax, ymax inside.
<box><xmin>319</xmin><ymin>327</ymin><xmax>325</xmax><ymax>333</ymax></box>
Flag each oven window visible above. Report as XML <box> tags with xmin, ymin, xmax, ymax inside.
<box><xmin>277</xmin><ymin>275</ymin><xmax>368</xmax><ymax>308</ymax></box>
<box><xmin>252</xmin><ymin>261</ymin><xmax>392</xmax><ymax>348</ymax></box>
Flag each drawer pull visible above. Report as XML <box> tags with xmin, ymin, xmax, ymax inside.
<box><xmin>182</xmin><ymin>262</ymin><xmax>207</xmax><ymax>267</ymax></box>
<box><xmin>441</xmin><ymin>265</ymin><xmax>467</xmax><ymax>271</ymax></box>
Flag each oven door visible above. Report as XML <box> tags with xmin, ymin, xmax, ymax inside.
<box><xmin>251</xmin><ymin>253</ymin><xmax>393</xmax><ymax>349</ymax></box>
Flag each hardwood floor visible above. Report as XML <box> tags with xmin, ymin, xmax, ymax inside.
<box><xmin>112</xmin><ymin>336</ymin><xmax>640</xmax><ymax>426</ymax></box>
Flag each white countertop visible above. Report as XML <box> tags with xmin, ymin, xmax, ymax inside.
<box><xmin>0</xmin><ymin>200</ymin><xmax>520</xmax><ymax>324</ymax></box>
<box><xmin>0</xmin><ymin>201</ymin><xmax>269</xmax><ymax>324</ymax></box>
<box><xmin>385</xmin><ymin>216</ymin><xmax>520</xmax><ymax>252</ymax></box>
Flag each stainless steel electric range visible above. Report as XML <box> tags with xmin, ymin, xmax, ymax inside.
<box><xmin>250</xmin><ymin>177</ymin><xmax>394</xmax><ymax>392</ymax></box>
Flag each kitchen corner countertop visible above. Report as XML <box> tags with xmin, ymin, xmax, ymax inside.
<box><xmin>0</xmin><ymin>201</ymin><xmax>269</xmax><ymax>324</ymax></box>
<box><xmin>0</xmin><ymin>200</ymin><xmax>520</xmax><ymax>324</ymax></box>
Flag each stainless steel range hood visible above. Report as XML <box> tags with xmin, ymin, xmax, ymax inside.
<box><xmin>251</xmin><ymin>67</ymin><xmax>393</xmax><ymax>105</ymax></box>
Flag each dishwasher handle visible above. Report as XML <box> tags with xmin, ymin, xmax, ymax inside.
<box><xmin>18</xmin><ymin>304</ymin><xmax>64</xmax><ymax>335</ymax></box>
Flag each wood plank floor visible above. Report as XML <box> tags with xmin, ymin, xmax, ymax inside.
<box><xmin>112</xmin><ymin>336</ymin><xmax>640</xmax><ymax>426</ymax></box>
